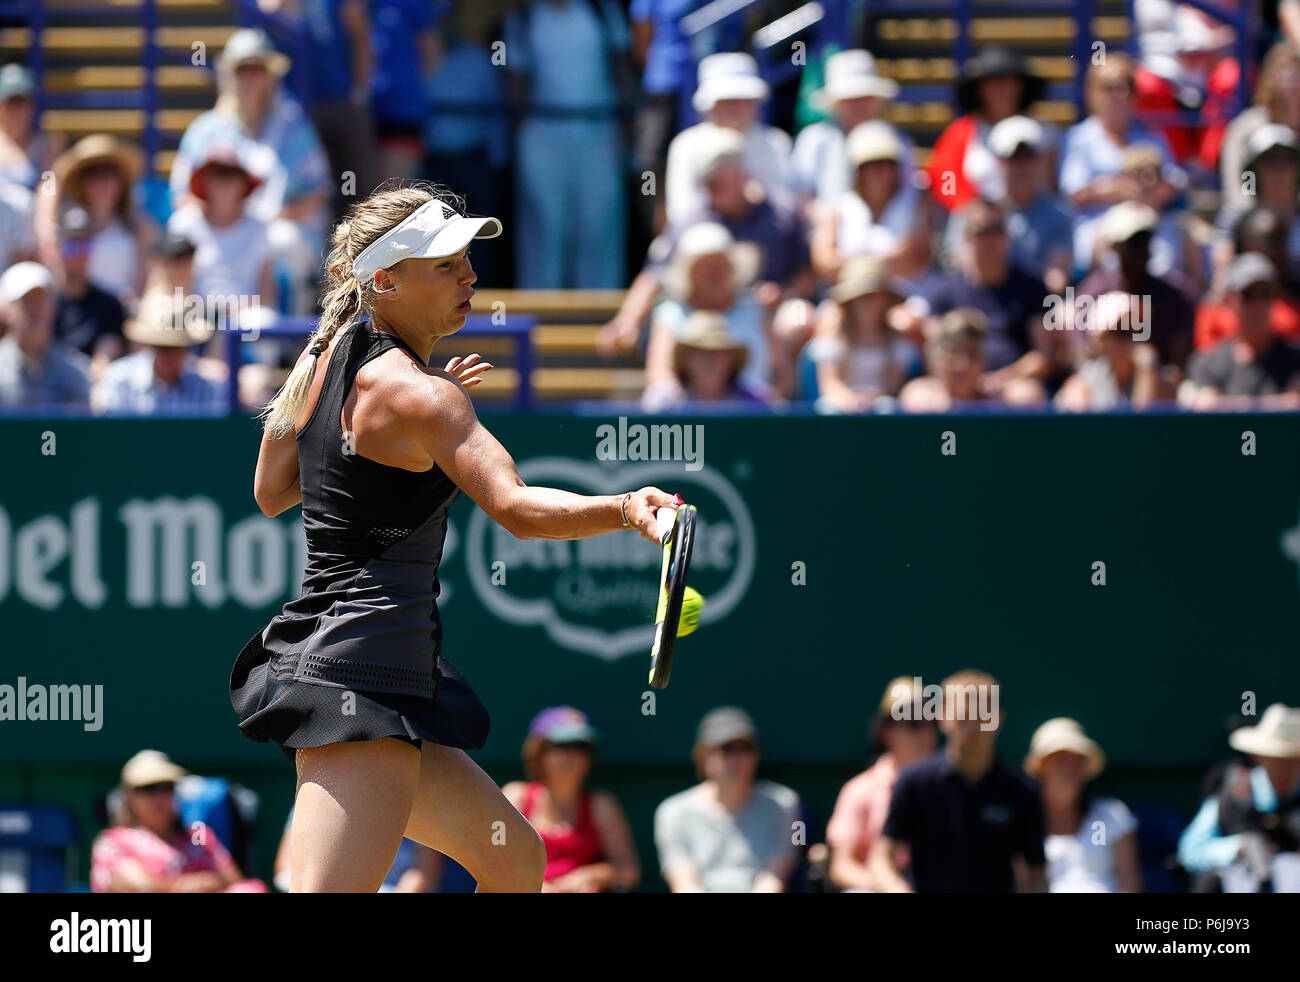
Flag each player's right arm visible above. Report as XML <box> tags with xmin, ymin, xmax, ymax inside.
<box><xmin>411</xmin><ymin>373</ymin><xmax>674</xmax><ymax>543</ymax></box>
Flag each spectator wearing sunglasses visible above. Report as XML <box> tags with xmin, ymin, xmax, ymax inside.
<box><xmin>502</xmin><ymin>707</ymin><xmax>640</xmax><ymax>893</ymax></box>
<box><xmin>91</xmin><ymin>750</ymin><xmax>266</xmax><ymax>892</ymax></box>
<box><xmin>825</xmin><ymin>677</ymin><xmax>938</xmax><ymax>891</ymax></box>
<box><xmin>654</xmin><ymin>707</ymin><xmax>800</xmax><ymax>892</ymax></box>
<box><xmin>52</xmin><ymin>206</ymin><xmax>124</xmax><ymax>377</ymax></box>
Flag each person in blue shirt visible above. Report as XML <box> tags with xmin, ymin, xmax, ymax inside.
<box><xmin>503</xmin><ymin>0</ymin><xmax>631</xmax><ymax>288</ymax></box>
<box><xmin>371</xmin><ymin>0</ymin><xmax>438</xmax><ymax>181</ymax></box>
<box><xmin>300</xmin><ymin>0</ymin><xmax>376</xmax><ymax>219</ymax></box>
<box><xmin>1179</xmin><ymin>704</ymin><xmax>1300</xmax><ymax>893</ymax></box>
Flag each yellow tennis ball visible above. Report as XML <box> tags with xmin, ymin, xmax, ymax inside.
<box><xmin>678</xmin><ymin>587</ymin><xmax>704</xmax><ymax>637</ymax></box>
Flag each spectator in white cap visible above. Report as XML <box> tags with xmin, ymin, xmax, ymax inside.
<box><xmin>1187</xmin><ymin>252</ymin><xmax>1300</xmax><ymax>411</ymax></box>
<box><xmin>503</xmin><ymin>0</ymin><xmax>631</xmax><ymax>289</ymax></box>
<box><xmin>93</xmin><ymin>291</ymin><xmax>224</xmax><ymax>416</ymax></box>
<box><xmin>1213</xmin><ymin>124</ymin><xmax>1300</xmax><ymax>283</ymax></box>
<box><xmin>1219</xmin><ymin>43</ymin><xmax>1300</xmax><ymax>214</ymax></box>
<box><xmin>664</xmin><ymin>52</ymin><xmax>796</xmax><ymax>227</ymax></box>
<box><xmin>600</xmin><ymin>125</ymin><xmax>814</xmax><ymax>382</ymax></box>
<box><xmin>790</xmin><ymin>49</ymin><xmax>912</xmax><ymax>209</ymax></box>
<box><xmin>170</xmin><ymin>28</ymin><xmax>330</xmax><ymax>313</ymax></box>
<box><xmin>0</xmin><ymin>260</ymin><xmax>90</xmax><ymax>408</ymax></box>
<box><xmin>943</xmin><ymin>115</ymin><xmax>1074</xmax><ymax>295</ymax></box>
<box><xmin>1179</xmin><ymin>704</ymin><xmax>1300</xmax><ymax>893</ymax></box>
<box><xmin>654</xmin><ymin>707</ymin><xmax>801</xmax><ymax>892</ymax></box>
<box><xmin>1024</xmin><ymin>717</ymin><xmax>1141</xmax><ymax>893</ymax></box>
<box><xmin>810</xmin><ymin>120</ymin><xmax>932</xmax><ymax>287</ymax></box>
<box><xmin>0</xmin><ymin>63</ymin><xmax>61</xmax><ymax>190</ymax></box>
<box><xmin>642</xmin><ymin>221</ymin><xmax>774</xmax><ymax>407</ymax></box>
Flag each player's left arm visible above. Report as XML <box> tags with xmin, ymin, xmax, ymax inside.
<box><xmin>254</xmin><ymin>426</ymin><xmax>301</xmax><ymax>516</ymax></box>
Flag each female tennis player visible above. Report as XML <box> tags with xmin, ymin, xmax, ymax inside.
<box><xmin>231</xmin><ymin>183</ymin><xmax>677</xmax><ymax>892</ymax></box>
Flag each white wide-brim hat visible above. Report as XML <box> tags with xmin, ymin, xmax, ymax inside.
<box><xmin>1024</xmin><ymin>717</ymin><xmax>1106</xmax><ymax>779</ymax></box>
<box><xmin>812</xmin><ymin>49</ymin><xmax>899</xmax><ymax>111</ymax></box>
<box><xmin>846</xmin><ymin>120</ymin><xmax>904</xmax><ymax>167</ymax></box>
<box><xmin>0</xmin><ymin>260</ymin><xmax>54</xmax><ymax>303</ymax></box>
<box><xmin>1229</xmin><ymin>704</ymin><xmax>1300</xmax><ymax>759</ymax></box>
<box><xmin>121</xmin><ymin>749</ymin><xmax>189</xmax><ymax>788</ymax></box>
<box><xmin>352</xmin><ymin>198</ymin><xmax>502</xmax><ymax>282</ymax></box>
<box><xmin>661</xmin><ymin>221</ymin><xmax>761</xmax><ymax>300</ymax></box>
<box><xmin>693</xmin><ymin>52</ymin><xmax>770</xmax><ymax>114</ymax></box>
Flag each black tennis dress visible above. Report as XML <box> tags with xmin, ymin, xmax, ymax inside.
<box><xmin>230</xmin><ymin>322</ymin><xmax>490</xmax><ymax>757</ymax></box>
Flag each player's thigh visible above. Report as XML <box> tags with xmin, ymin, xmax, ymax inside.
<box><xmin>403</xmin><ymin>742</ymin><xmax>544</xmax><ymax>890</ymax></box>
<box><xmin>290</xmin><ymin>738</ymin><xmax>422</xmax><ymax>892</ymax></box>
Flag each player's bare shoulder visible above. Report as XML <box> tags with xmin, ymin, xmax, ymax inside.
<box><xmin>357</xmin><ymin>348</ymin><xmax>475</xmax><ymax>428</ymax></box>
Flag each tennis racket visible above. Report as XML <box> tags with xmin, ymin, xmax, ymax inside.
<box><xmin>648</xmin><ymin>498</ymin><xmax>698</xmax><ymax>690</ymax></box>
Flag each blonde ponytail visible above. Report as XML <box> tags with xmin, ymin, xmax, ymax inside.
<box><xmin>258</xmin><ymin>182</ymin><xmax>456</xmax><ymax>437</ymax></box>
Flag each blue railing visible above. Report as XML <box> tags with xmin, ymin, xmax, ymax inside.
<box><xmin>222</xmin><ymin>314</ymin><xmax>538</xmax><ymax>415</ymax></box>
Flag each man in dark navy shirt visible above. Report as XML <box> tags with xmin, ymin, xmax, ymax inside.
<box><xmin>870</xmin><ymin>669</ymin><xmax>1047</xmax><ymax>892</ymax></box>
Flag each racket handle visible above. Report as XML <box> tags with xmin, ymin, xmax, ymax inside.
<box><xmin>654</xmin><ymin>506</ymin><xmax>677</xmax><ymax>544</ymax></box>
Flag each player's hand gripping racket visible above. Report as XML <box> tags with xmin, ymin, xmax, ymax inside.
<box><xmin>648</xmin><ymin>497</ymin><xmax>699</xmax><ymax>690</ymax></box>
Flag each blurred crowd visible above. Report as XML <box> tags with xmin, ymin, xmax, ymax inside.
<box><xmin>1</xmin><ymin>1</ymin><xmax>1300</xmax><ymax>415</ymax></box>
<box><xmin>86</xmin><ymin>688</ymin><xmax>1300</xmax><ymax>893</ymax></box>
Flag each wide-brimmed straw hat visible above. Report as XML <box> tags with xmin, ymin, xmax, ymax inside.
<box><xmin>674</xmin><ymin>310</ymin><xmax>749</xmax><ymax>370</ymax></box>
<box><xmin>661</xmin><ymin>222</ymin><xmax>761</xmax><ymax>300</ymax></box>
<box><xmin>121</xmin><ymin>749</ymin><xmax>188</xmax><ymax>788</ymax></box>
<box><xmin>693</xmin><ymin>52</ymin><xmax>769</xmax><ymax>114</ymax></box>
<box><xmin>957</xmin><ymin>45</ymin><xmax>1046</xmax><ymax>114</ymax></box>
<box><xmin>1024</xmin><ymin>718</ymin><xmax>1106</xmax><ymax>779</ymax></box>
<box><xmin>219</xmin><ymin>27</ymin><xmax>290</xmax><ymax>76</ymax></box>
<box><xmin>53</xmin><ymin>134</ymin><xmax>142</xmax><ymax>198</ymax></box>
<box><xmin>126</xmin><ymin>292</ymin><xmax>215</xmax><ymax>348</ymax></box>
<box><xmin>1228</xmin><ymin>704</ymin><xmax>1300</xmax><ymax>759</ymax></box>
<box><xmin>831</xmin><ymin>255</ymin><xmax>903</xmax><ymax>304</ymax></box>
<box><xmin>846</xmin><ymin>120</ymin><xmax>904</xmax><ymax>167</ymax></box>
<box><xmin>812</xmin><ymin>49</ymin><xmax>899</xmax><ymax>112</ymax></box>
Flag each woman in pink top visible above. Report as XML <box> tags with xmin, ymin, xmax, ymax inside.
<box><xmin>826</xmin><ymin>677</ymin><xmax>938</xmax><ymax>891</ymax></box>
<box><xmin>91</xmin><ymin>750</ymin><xmax>267</xmax><ymax>893</ymax></box>
<box><xmin>503</xmin><ymin>707</ymin><xmax>640</xmax><ymax>893</ymax></box>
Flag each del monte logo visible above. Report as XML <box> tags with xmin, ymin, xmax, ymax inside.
<box><xmin>463</xmin><ymin>457</ymin><xmax>755</xmax><ymax>660</ymax></box>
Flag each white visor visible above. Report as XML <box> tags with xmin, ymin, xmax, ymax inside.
<box><xmin>351</xmin><ymin>199</ymin><xmax>502</xmax><ymax>281</ymax></box>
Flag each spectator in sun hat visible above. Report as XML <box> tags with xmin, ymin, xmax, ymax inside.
<box><xmin>809</xmin><ymin>256</ymin><xmax>919</xmax><ymax>414</ymax></box>
<box><xmin>655</xmin><ymin>707</ymin><xmax>801</xmax><ymax>892</ymax></box>
<box><xmin>942</xmin><ymin>115</ymin><xmax>1074</xmax><ymax>293</ymax></box>
<box><xmin>170</xmin><ymin>27</ymin><xmax>330</xmax><ymax>311</ymax></box>
<box><xmin>641</xmin><ymin>309</ymin><xmax>772</xmax><ymax>410</ymax></box>
<box><xmin>37</xmin><ymin>134</ymin><xmax>156</xmax><ymax>307</ymax></box>
<box><xmin>92</xmin><ymin>749</ymin><xmax>267</xmax><ymax>893</ymax></box>
<box><xmin>791</xmin><ymin>49</ymin><xmax>912</xmax><ymax>208</ymax></box>
<box><xmin>1024</xmin><ymin>717</ymin><xmax>1141</xmax><ymax>893</ymax></box>
<box><xmin>643</xmin><ymin>221</ymin><xmax>774</xmax><ymax>405</ymax></box>
<box><xmin>826</xmin><ymin>676</ymin><xmax>938</xmax><ymax>891</ymax></box>
<box><xmin>924</xmin><ymin>45</ymin><xmax>1049</xmax><ymax>213</ymax></box>
<box><xmin>1074</xmin><ymin>200</ymin><xmax>1196</xmax><ymax>376</ymax></box>
<box><xmin>93</xmin><ymin>291</ymin><xmax>223</xmax><ymax>416</ymax></box>
<box><xmin>502</xmin><ymin>707</ymin><xmax>640</xmax><ymax>893</ymax></box>
<box><xmin>1179</xmin><ymin>704</ymin><xmax>1300</xmax><ymax>893</ymax></box>
<box><xmin>52</xmin><ymin>206</ymin><xmax>125</xmax><ymax>374</ymax></box>
<box><xmin>1187</xmin><ymin>253</ymin><xmax>1300</xmax><ymax>411</ymax></box>
<box><xmin>0</xmin><ymin>63</ymin><xmax>61</xmax><ymax>190</ymax></box>
<box><xmin>167</xmin><ymin>144</ymin><xmax>276</xmax><ymax>309</ymax></box>
<box><xmin>601</xmin><ymin>125</ymin><xmax>814</xmax><ymax>369</ymax></box>
<box><xmin>812</xmin><ymin>120</ymin><xmax>932</xmax><ymax>289</ymax></box>
<box><xmin>0</xmin><ymin>260</ymin><xmax>90</xmax><ymax>408</ymax></box>
<box><xmin>664</xmin><ymin>52</ymin><xmax>796</xmax><ymax>227</ymax></box>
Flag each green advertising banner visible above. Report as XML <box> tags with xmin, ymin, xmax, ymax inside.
<box><xmin>2</xmin><ymin>413</ymin><xmax>1298</xmax><ymax>775</ymax></box>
